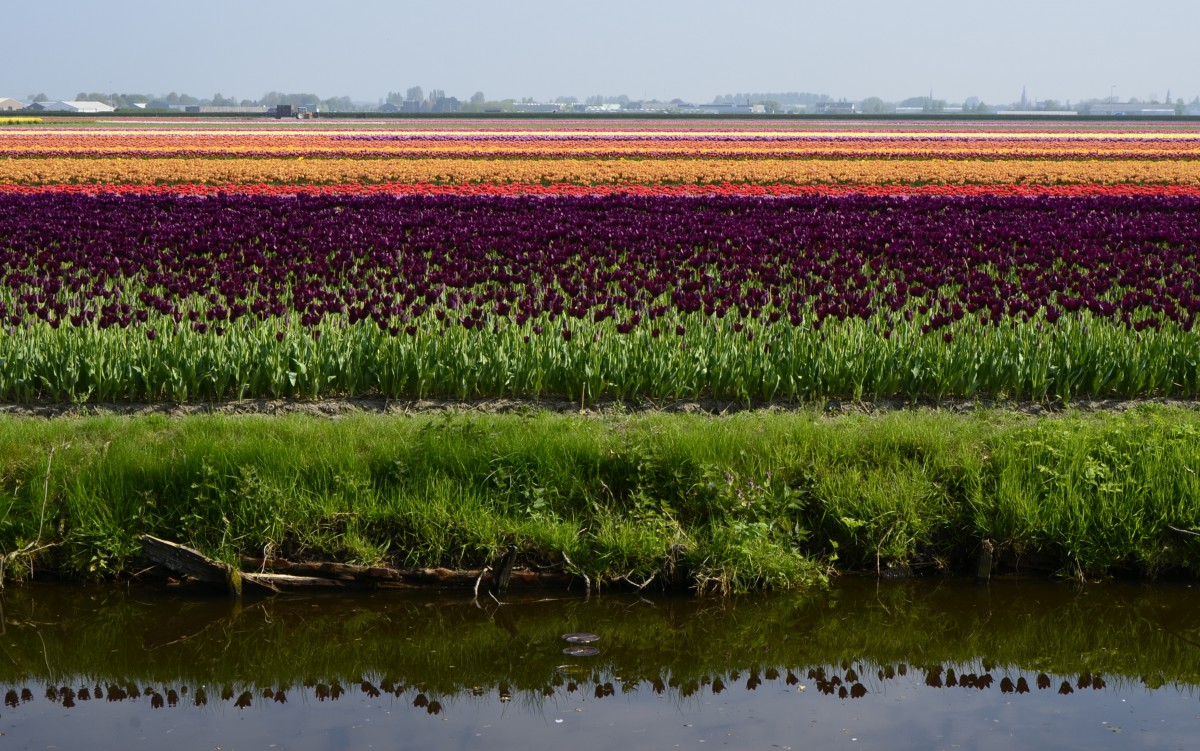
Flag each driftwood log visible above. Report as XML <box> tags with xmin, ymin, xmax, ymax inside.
<box><xmin>241</xmin><ymin>556</ymin><xmax>575</xmax><ymax>591</ymax></box>
<box><xmin>141</xmin><ymin>535</ymin><xmax>575</xmax><ymax>596</ymax></box>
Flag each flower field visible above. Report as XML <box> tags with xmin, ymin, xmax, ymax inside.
<box><xmin>2</xmin><ymin>118</ymin><xmax>1200</xmax><ymax>403</ymax></box>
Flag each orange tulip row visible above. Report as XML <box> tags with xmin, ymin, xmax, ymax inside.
<box><xmin>2</xmin><ymin>156</ymin><xmax>1199</xmax><ymax>186</ymax></box>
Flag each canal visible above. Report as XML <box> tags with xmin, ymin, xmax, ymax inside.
<box><xmin>2</xmin><ymin>579</ymin><xmax>1198</xmax><ymax>749</ymax></box>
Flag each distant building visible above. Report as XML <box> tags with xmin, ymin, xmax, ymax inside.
<box><xmin>0</xmin><ymin>98</ymin><xmax>23</xmax><ymax>111</ymax></box>
<box><xmin>816</xmin><ymin>101</ymin><xmax>858</xmax><ymax>115</ymax></box>
<box><xmin>1088</xmin><ymin>102</ymin><xmax>1176</xmax><ymax>116</ymax></box>
<box><xmin>996</xmin><ymin>110</ymin><xmax>1077</xmax><ymax>116</ymax></box>
<box><xmin>512</xmin><ymin>103</ymin><xmax>563</xmax><ymax>113</ymax></box>
<box><xmin>184</xmin><ymin>105</ymin><xmax>269</xmax><ymax>114</ymax></box>
<box><xmin>677</xmin><ymin>103</ymin><xmax>764</xmax><ymax>115</ymax></box>
<box><xmin>28</xmin><ymin>100</ymin><xmax>116</xmax><ymax>113</ymax></box>
<box><xmin>145</xmin><ymin>101</ymin><xmax>190</xmax><ymax>111</ymax></box>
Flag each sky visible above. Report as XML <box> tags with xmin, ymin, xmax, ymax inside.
<box><xmin>4</xmin><ymin>0</ymin><xmax>1196</xmax><ymax>105</ymax></box>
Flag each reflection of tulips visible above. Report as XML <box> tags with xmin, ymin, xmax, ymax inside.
<box><xmin>0</xmin><ymin>663</ymin><xmax>1145</xmax><ymax>715</ymax></box>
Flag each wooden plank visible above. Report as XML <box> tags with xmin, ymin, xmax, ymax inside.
<box><xmin>491</xmin><ymin>545</ymin><xmax>518</xmax><ymax>593</ymax></box>
<box><xmin>142</xmin><ymin>536</ymin><xmax>278</xmax><ymax>596</ymax></box>
<box><xmin>142</xmin><ymin>535</ymin><xmax>234</xmax><ymax>589</ymax></box>
<box><xmin>976</xmin><ymin>539</ymin><xmax>994</xmax><ymax>583</ymax></box>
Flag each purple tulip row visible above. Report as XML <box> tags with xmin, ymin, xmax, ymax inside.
<box><xmin>1</xmin><ymin>193</ymin><xmax>1198</xmax><ymax>335</ymax></box>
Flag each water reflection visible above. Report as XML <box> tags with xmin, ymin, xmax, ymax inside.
<box><xmin>1</xmin><ymin>579</ymin><xmax>1198</xmax><ymax>716</ymax></box>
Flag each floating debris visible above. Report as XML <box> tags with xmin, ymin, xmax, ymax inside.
<box><xmin>562</xmin><ymin>645</ymin><xmax>601</xmax><ymax>657</ymax></box>
<box><xmin>562</xmin><ymin>632</ymin><xmax>600</xmax><ymax>644</ymax></box>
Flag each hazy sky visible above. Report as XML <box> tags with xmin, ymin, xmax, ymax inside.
<box><xmin>5</xmin><ymin>0</ymin><xmax>1196</xmax><ymax>104</ymax></box>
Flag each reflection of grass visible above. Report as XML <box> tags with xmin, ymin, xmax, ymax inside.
<box><xmin>1</xmin><ymin>409</ymin><xmax>1199</xmax><ymax>588</ymax></box>
<box><xmin>1</xmin><ymin>580</ymin><xmax>1199</xmax><ymax>705</ymax></box>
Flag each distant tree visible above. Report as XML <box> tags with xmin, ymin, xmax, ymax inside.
<box><xmin>899</xmin><ymin>96</ymin><xmax>944</xmax><ymax>112</ymax></box>
<box><xmin>29</xmin><ymin>93</ymin><xmax>48</xmax><ymax>103</ymax></box>
<box><xmin>554</xmin><ymin>96</ymin><xmax>578</xmax><ymax>104</ymax></box>
<box><xmin>260</xmin><ymin>92</ymin><xmax>320</xmax><ymax>107</ymax></box>
<box><xmin>758</xmin><ymin>100</ymin><xmax>781</xmax><ymax>113</ymax></box>
<box><xmin>715</xmin><ymin>92</ymin><xmax>830</xmax><ymax>106</ymax></box>
<box><xmin>385</xmin><ymin>91</ymin><xmax>405</xmax><ymax>105</ymax></box>
<box><xmin>461</xmin><ymin>91</ymin><xmax>488</xmax><ymax>112</ymax></box>
<box><xmin>322</xmin><ymin>96</ymin><xmax>354</xmax><ymax>112</ymax></box>
<box><xmin>406</xmin><ymin>86</ymin><xmax>423</xmax><ymax>102</ymax></box>
<box><xmin>860</xmin><ymin>96</ymin><xmax>887</xmax><ymax>114</ymax></box>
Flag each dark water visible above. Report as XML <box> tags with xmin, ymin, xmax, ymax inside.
<box><xmin>2</xmin><ymin>579</ymin><xmax>1199</xmax><ymax>750</ymax></box>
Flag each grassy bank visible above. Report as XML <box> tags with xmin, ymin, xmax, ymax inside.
<box><xmin>2</xmin><ymin>407</ymin><xmax>1199</xmax><ymax>590</ymax></box>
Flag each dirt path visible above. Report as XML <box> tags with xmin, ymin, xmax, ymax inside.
<box><xmin>3</xmin><ymin>395</ymin><xmax>1198</xmax><ymax>419</ymax></box>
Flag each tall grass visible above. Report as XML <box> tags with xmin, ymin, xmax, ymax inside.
<box><xmin>2</xmin><ymin>408</ymin><xmax>1199</xmax><ymax>588</ymax></box>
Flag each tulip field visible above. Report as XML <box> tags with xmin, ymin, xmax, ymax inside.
<box><xmin>2</xmin><ymin>118</ymin><xmax>1200</xmax><ymax>403</ymax></box>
